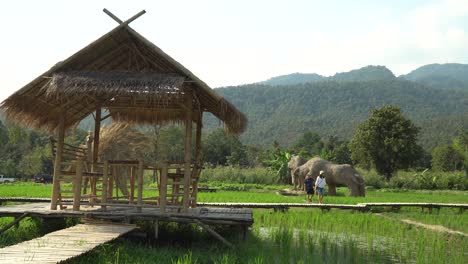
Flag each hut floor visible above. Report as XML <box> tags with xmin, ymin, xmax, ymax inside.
<box><xmin>0</xmin><ymin>203</ymin><xmax>253</xmax><ymax>226</ymax></box>
<box><xmin>0</xmin><ymin>223</ymin><xmax>136</xmax><ymax>264</ymax></box>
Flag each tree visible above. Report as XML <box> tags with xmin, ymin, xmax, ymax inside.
<box><xmin>202</xmin><ymin>129</ymin><xmax>247</xmax><ymax>166</ymax></box>
<box><xmin>350</xmin><ymin>106</ymin><xmax>422</xmax><ymax>179</ymax></box>
<box><xmin>431</xmin><ymin>145</ymin><xmax>464</xmax><ymax>171</ymax></box>
<box><xmin>292</xmin><ymin>131</ymin><xmax>323</xmax><ymax>158</ymax></box>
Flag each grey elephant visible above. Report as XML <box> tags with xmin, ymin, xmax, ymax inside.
<box><xmin>288</xmin><ymin>155</ymin><xmax>306</xmax><ymax>190</ymax></box>
<box><xmin>293</xmin><ymin>157</ymin><xmax>365</xmax><ymax>196</ymax></box>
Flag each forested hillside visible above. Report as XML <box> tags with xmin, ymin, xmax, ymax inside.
<box><xmin>261</xmin><ymin>65</ymin><xmax>395</xmax><ymax>86</ymax></box>
<box><xmin>399</xmin><ymin>63</ymin><xmax>468</xmax><ymax>91</ymax></box>
<box><xmin>210</xmin><ymin>79</ymin><xmax>467</xmax><ymax>150</ymax></box>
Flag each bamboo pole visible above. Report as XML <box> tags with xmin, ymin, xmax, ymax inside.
<box><xmin>182</xmin><ymin>89</ymin><xmax>193</xmax><ymax>212</ymax></box>
<box><xmin>109</xmin><ymin>166</ymin><xmax>116</xmax><ymax>198</ymax></box>
<box><xmin>92</xmin><ymin>105</ymin><xmax>101</xmax><ymax>169</ymax></box>
<box><xmin>160</xmin><ymin>164</ymin><xmax>168</xmax><ymax>213</ymax></box>
<box><xmin>89</xmin><ymin>105</ymin><xmax>101</xmax><ymax>206</ymax></box>
<box><xmin>51</xmin><ymin>111</ymin><xmax>66</xmax><ymax>210</ymax></box>
<box><xmin>129</xmin><ymin>166</ymin><xmax>135</xmax><ymax>203</ymax></box>
<box><xmin>0</xmin><ymin>213</ymin><xmax>28</xmax><ymax>236</ymax></box>
<box><xmin>192</xmin><ymin>113</ymin><xmax>203</xmax><ymax>207</ymax></box>
<box><xmin>101</xmin><ymin>161</ymin><xmax>109</xmax><ymax>210</ymax></box>
<box><xmin>137</xmin><ymin>160</ymin><xmax>144</xmax><ymax>213</ymax></box>
<box><xmin>73</xmin><ymin>157</ymin><xmax>84</xmax><ymax>211</ymax></box>
<box><xmin>194</xmin><ymin>219</ymin><xmax>234</xmax><ymax>248</ymax></box>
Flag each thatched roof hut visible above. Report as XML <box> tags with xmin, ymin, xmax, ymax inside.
<box><xmin>2</xmin><ymin>10</ymin><xmax>246</xmax><ymax>212</ymax></box>
<box><xmin>0</xmin><ymin>15</ymin><xmax>247</xmax><ymax>134</ymax></box>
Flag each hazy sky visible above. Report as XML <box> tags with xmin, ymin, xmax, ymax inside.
<box><xmin>1</xmin><ymin>0</ymin><xmax>467</xmax><ymax>101</ymax></box>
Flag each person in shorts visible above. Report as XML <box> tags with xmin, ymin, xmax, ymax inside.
<box><xmin>315</xmin><ymin>170</ymin><xmax>327</xmax><ymax>204</ymax></box>
<box><xmin>304</xmin><ymin>172</ymin><xmax>314</xmax><ymax>202</ymax></box>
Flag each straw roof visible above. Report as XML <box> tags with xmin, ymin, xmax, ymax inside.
<box><xmin>1</xmin><ymin>21</ymin><xmax>247</xmax><ymax>134</ymax></box>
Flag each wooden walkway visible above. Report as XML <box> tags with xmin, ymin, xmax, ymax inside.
<box><xmin>0</xmin><ymin>223</ymin><xmax>135</xmax><ymax>264</ymax></box>
<box><xmin>198</xmin><ymin>202</ymin><xmax>468</xmax><ymax>212</ymax></box>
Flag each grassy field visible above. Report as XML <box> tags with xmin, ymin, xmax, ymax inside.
<box><xmin>1</xmin><ymin>182</ymin><xmax>468</xmax><ymax>204</ymax></box>
<box><xmin>0</xmin><ymin>182</ymin><xmax>467</xmax><ymax>263</ymax></box>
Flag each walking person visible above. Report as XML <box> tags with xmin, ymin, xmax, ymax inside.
<box><xmin>304</xmin><ymin>172</ymin><xmax>314</xmax><ymax>202</ymax></box>
<box><xmin>315</xmin><ymin>170</ymin><xmax>327</xmax><ymax>204</ymax></box>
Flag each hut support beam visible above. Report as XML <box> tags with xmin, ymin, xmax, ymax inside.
<box><xmin>92</xmin><ymin>105</ymin><xmax>101</xmax><ymax>170</ymax></box>
<box><xmin>0</xmin><ymin>213</ymin><xmax>29</xmax><ymax>236</ymax></box>
<box><xmin>182</xmin><ymin>90</ymin><xmax>193</xmax><ymax>212</ymax></box>
<box><xmin>51</xmin><ymin>111</ymin><xmax>66</xmax><ymax>210</ymax></box>
<box><xmin>192</xmin><ymin>112</ymin><xmax>203</xmax><ymax>207</ymax></box>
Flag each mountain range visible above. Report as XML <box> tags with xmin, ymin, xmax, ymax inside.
<box><xmin>209</xmin><ymin>63</ymin><xmax>468</xmax><ymax>150</ymax></box>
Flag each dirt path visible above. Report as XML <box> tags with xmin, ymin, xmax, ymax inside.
<box><xmin>376</xmin><ymin>214</ymin><xmax>467</xmax><ymax>237</ymax></box>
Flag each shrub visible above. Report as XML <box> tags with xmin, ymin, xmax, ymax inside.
<box><xmin>200</xmin><ymin>166</ymin><xmax>277</xmax><ymax>184</ymax></box>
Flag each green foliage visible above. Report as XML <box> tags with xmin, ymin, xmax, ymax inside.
<box><xmin>202</xmin><ymin>128</ymin><xmax>248</xmax><ymax>166</ymax></box>
<box><xmin>431</xmin><ymin>145</ymin><xmax>465</xmax><ymax>171</ymax></box>
<box><xmin>263</xmin><ymin>147</ymin><xmax>291</xmax><ymax>184</ymax></box>
<box><xmin>292</xmin><ymin>131</ymin><xmax>322</xmax><ymax>157</ymax></box>
<box><xmin>208</xmin><ymin>78</ymin><xmax>467</xmax><ymax>150</ymax></box>
<box><xmin>200</xmin><ymin>166</ymin><xmax>276</xmax><ymax>184</ymax></box>
<box><xmin>360</xmin><ymin>169</ymin><xmax>467</xmax><ymax>191</ymax></box>
<box><xmin>350</xmin><ymin>106</ymin><xmax>422</xmax><ymax>178</ymax></box>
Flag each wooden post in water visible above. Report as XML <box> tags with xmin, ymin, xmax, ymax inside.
<box><xmin>51</xmin><ymin>111</ymin><xmax>66</xmax><ymax>210</ymax></box>
<box><xmin>101</xmin><ymin>160</ymin><xmax>109</xmax><ymax>210</ymax></box>
<box><xmin>73</xmin><ymin>157</ymin><xmax>84</xmax><ymax>211</ymax></box>
<box><xmin>182</xmin><ymin>89</ymin><xmax>193</xmax><ymax>212</ymax></box>
<box><xmin>160</xmin><ymin>164</ymin><xmax>168</xmax><ymax>213</ymax></box>
<box><xmin>137</xmin><ymin>160</ymin><xmax>144</xmax><ymax>213</ymax></box>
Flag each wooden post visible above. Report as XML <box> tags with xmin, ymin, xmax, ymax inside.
<box><xmin>83</xmin><ymin>132</ymin><xmax>93</xmax><ymax>194</ymax></box>
<box><xmin>73</xmin><ymin>158</ymin><xmax>84</xmax><ymax>211</ymax></box>
<box><xmin>160</xmin><ymin>164</ymin><xmax>168</xmax><ymax>213</ymax></box>
<box><xmin>182</xmin><ymin>89</ymin><xmax>193</xmax><ymax>212</ymax></box>
<box><xmin>89</xmin><ymin>105</ymin><xmax>101</xmax><ymax>206</ymax></box>
<box><xmin>109</xmin><ymin>166</ymin><xmax>116</xmax><ymax>199</ymax></box>
<box><xmin>137</xmin><ymin>160</ymin><xmax>144</xmax><ymax>213</ymax></box>
<box><xmin>129</xmin><ymin>166</ymin><xmax>135</xmax><ymax>203</ymax></box>
<box><xmin>154</xmin><ymin>220</ymin><xmax>159</xmax><ymax>240</ymax></box>
<box><xmin>92</xmin><ymin>105</ymin><xmax>101</xmax><ymax>170</ymax></box>
<box><xmin>51</xmin><ymin>111</ymin><xmax>66</xmax><ymax>210</ymax></box>
<box><xmin>192</xmin><ymin>113</ymin><xmax>203</xmax><ymax>207</ymax></box>
<box><xmin>101</xmin><ymin>160</ymin><xmax>109</xmax><ymax>210</ymax></box>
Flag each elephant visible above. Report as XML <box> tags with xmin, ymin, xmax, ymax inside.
<box><xmin>288</xmin><ymin>155</ymin><xmax>306</xmax><ymax>190</ymax></box>
<box><xmin>293</xmin><ymin>157</ymin><xmax>365</xmax><ymax>196</ymax></box>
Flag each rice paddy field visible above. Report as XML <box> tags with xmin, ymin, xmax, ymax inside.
<box><xmin>0</xmin><ymin>182</ymin><xmax>467</xmax><ymax>263</ymax></box>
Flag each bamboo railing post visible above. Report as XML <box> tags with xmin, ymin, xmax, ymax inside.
<box><xmin>129</xmin><ymin>166</ymin><xmax>135</xmax><ymax>203</ymax></box>
<box><xmin>73</xmin><ymin>157</ymin><xmax>84</xmax><ymax>211</ymax></box>
<box><xmin>137</xmin><ymin>160</ymin><xmax>144</xmax><ymax>213</ymax></box>
<box><xmin>51</xmin><ymin>111</ymin><xmax>66</xmax><ymax>210</ymax></box>
<box><xmin>101</xmin><ymin>160</ymin><xmax>109</xmax><ymax>210</ymax></box>
<box><xmin>160</xmin><ymin>164</ymin><xmax>168</xmax><ymax>213</ymax></box>
<box><xmin>183</xmin><ymin>89</ymin><xmax>193</xmax><ymax>212</ymax></box>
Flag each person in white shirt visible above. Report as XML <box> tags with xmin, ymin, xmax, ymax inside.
<box><xmin>315</xmin><ymin>170</ymin><xmax>327</xmax><ymax>204</ymax></box>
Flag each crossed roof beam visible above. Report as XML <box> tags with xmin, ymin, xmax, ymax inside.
<box><xmin>103</xmin><ymin>8</ymin><xmax>146</xmax><ymax>28</ymax></box>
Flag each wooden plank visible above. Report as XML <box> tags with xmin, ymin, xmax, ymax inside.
<box><xmin>0</xmin><ymin>223</ymin><xmax>135</xmax><ymax>264</ymax></box>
